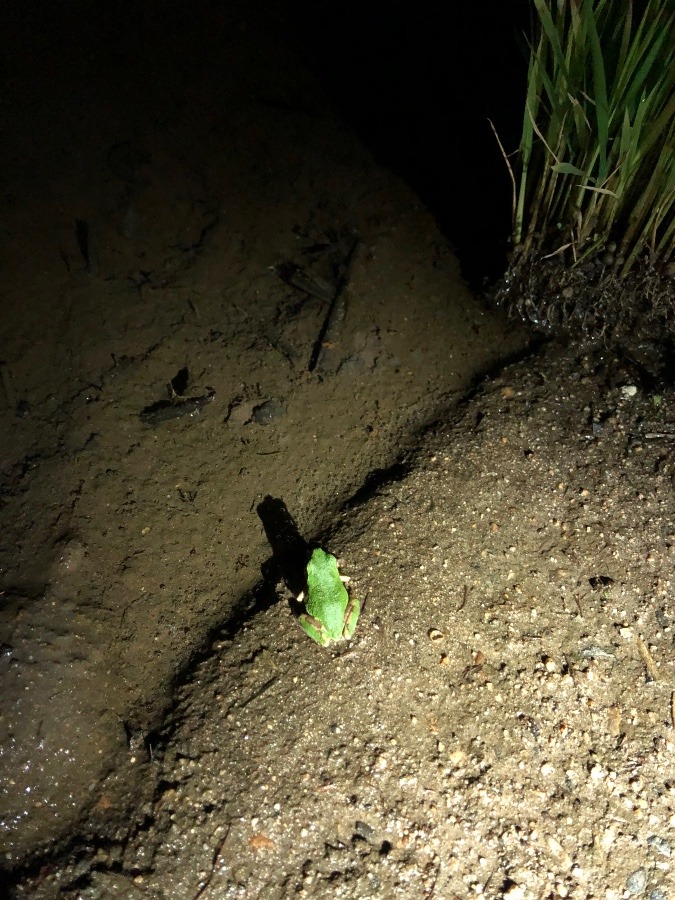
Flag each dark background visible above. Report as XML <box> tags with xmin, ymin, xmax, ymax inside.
<box><xmin>2</xmin><ymin>0</ymin><xmax>531</xmax><ymax>286</ymax></box>
<box><xmin>280</xmin><ymin>0</ymin><xmax>532</xmax><ymax>284</ymax></box>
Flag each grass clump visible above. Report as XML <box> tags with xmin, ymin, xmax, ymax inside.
<box><xmin>493</xmin><ymin>0</ymin><xmax>674</xmax><ymax>364</ymax></box>
<box><xmin>504</xmin><ymin>0</ymin><xmax>674</xmax><ymax>277</ymax></box>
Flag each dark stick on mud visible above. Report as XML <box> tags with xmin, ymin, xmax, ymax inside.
<box><xmin>308</xmin><ymin>236</ymin><xmax>359</xmax><ymax>374</ymax></box>
<box><xmin>192</xmin><ymin>824</ymin><xmax>231</xmax><ymax>900</ymax></box>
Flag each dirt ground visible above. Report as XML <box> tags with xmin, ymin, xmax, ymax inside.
<box><xmin>2</xmin><ymin>3</ymin><xmax>675</xmax><ymax>899</ymax></box>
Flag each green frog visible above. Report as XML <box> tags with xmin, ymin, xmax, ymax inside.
<box><xmin>296</xmin><ymin>548</ymin><xmax>360</xmax><ymax>646</ymax></box>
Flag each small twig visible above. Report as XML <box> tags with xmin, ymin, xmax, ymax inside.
<box><xmin>573</xmin><ymin>593</ymin><xmax>585</xmax><ymax>617</ymax></box>
<box><xmin>192</xmin><ymin>824</ymin><xmax>231</xmax><ymax>900</ymax></box>
<box><xmin>642</xmin><ymin>430</ymin><xmax>675</xmax><ymax>440</ymax></box>
<box><xmin>456</xmin><ymin>584</ymin><xmax>469</xmax><ymax>612</ymax></box>
<box><xmin>488</xmin><ymin>118</ymin><xmax>517</xmax><ymax>222</ymax></box>
<box><xmin>635</xmin><ymin>635</ymin><xmax>658</xmax><ymax>683</ymax></box>
<box><xmin>239</xmin><ymin>676</ymin><xmax>278</xmax><ymax>709</ymax></box>
<box><xmin>0</xmin><ymin>361</ymin><xmax>17</xmax><ymax>412</ymax></box>
<box><xmin>308</xmin><ymin>236</ymin><xmax>359</xmax><ymax>373</ymax></box>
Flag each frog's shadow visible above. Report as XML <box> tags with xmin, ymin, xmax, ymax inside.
<box><xmin>257</xmin><ymin>495</ymin><xmax>310</xmax><ymax>599</ymax></box>
<box><xmin>256</xmin><ymin>496</ymin><xmax>361</xmax><ymax>626</ymax></box>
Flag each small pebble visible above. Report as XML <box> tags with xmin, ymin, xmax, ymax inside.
<box><xmin>649</xmin><ymin>890</ymin><xmax>667</xmax><ymax>900</ymax></box>
<box><xmin>252</xmin><ymin>399</ymin><xmax>285</xmax><ymax>425</ymax></box>
<box><xmin>56</xmin><ymin>538</ymin><xmax>87</xmax><ymax>574</ymax></box>
<box><xmin>226</xmin><ymin>399</ymin><xmax>255</xmax><ymax>425</ymax></box>
<box><xmin>647</xmin><ymin>834</ymin><xmax>671</xmax><ymax>857</ymax></box>
<box><xmin>626</xmin><ymin>868</ymin><xmax>647</xmax><ymax>894</ymax></box>
<box><xmin>338</xmin><ymin>355</ymin><xmax>366</xmax><ymax>375</ymax></box>
<box><xmin>503</xmin><ymin>886</ymin><xmax>525</xmax><ymax>900</ymax></box>
<box><xmin>354</xmin><ymin>820</ymin><xmax>375</xmax><ymax>841</ymax></box>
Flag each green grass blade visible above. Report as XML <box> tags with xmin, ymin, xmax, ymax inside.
<box><xmin>506</xmin><ymin>0</ymin><xmax>675</xmax><ymax>277</ymax></box>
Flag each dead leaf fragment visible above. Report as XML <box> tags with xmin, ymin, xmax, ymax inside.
<box><xmin>607</xmin><ymin>706</ymin><xmax>622</xmax><ymax>736</ymax></box>
<box><xmin>249</xmin><ymin>833</ymin><xmax>276</xmax><ymax>851</ymax></box>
